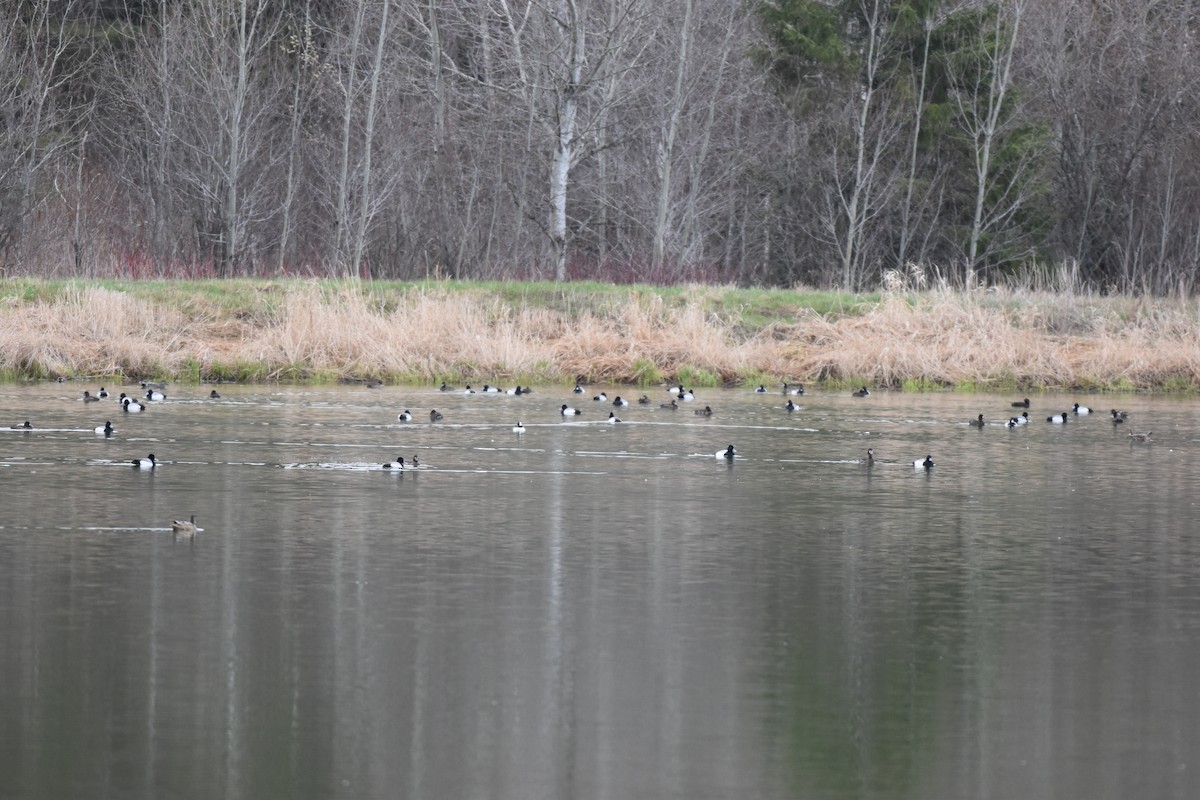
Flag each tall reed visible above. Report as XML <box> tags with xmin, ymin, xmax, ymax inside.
<box><xmin>2</xmin><ymin>280</ymin><xmax>1199</xmax><ymax>389</ymax></box>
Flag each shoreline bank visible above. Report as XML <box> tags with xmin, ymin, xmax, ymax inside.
<box><xmin>1</xmin><ymin>279</ymin><xmax>1197</xmax><ymax>392</ymax></box>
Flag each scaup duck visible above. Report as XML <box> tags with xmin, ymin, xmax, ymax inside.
<box><xmin>482</xmin><ymin>384</ymin><xmax>500</xmax><ymax>393</ymax></box>
<box><xmin>782</xmin><ymin>383</ymin><xmax>804</xmax><ymax>395</ymax></box>
<box><xmin>462</xmin><ymin>385</ymin><xmax>475</xmax><ymax>394</ymax></box>
<box><xmin>613</xmin><ymin>396</ymin><xmax>629</xmax><ymax>406</ymax></box>
<box><xmin>968</xmin><ymin>414</ymin><xmax>985</xmax><ymax>428</ymax></box>
<box><xmin>132</xmin><ymin>453</ymin><xmax>157</xmax><ymax>469</ymax></box>
<box><xmin>10</xmin><ymin>421</ymin><xmax>32</xmax><ymax>429</ymax></box>
<box><xmin>716</xmin><ymin>445</ymin><xmax>736</xmax><ymax>460</ymax></box>
<box><xmin>209</xmin><ymin>390</ymin><xmax>221</xmax><ymax>399</ymax></box>
<box><xmin>429</xmin><ymin>409</ymin><xmax>443</xmax><ymax>421</ymax></box>
<box><xmin>1073</xmin><ymin>403</ymin><xmax>1091</xmax><ymax>415</ymax></box>
<box><xmin>94</xmin><ymin>421</ymin><xmax>114</xmax><ymax>436</ymax></box>
<box><xmin>659</xmin><ymin>400</ymin><xmax>678</xmax><ymax>410</ymax></box>
<box><xmin>560</xmin><ymin>404</ymin><xmax>581</xmax><ymax>416</ymax></box>
<box><xmin>82</xmin><ymin>391</ymin><xmax>99</xmax><ymax>403</ymax></box>
<box><xmin>1012</xmin><ymin>398</ymin><xmax>1030</xmax><ymax>408</ymax></box>
<box><xmin>97</xmin><ymin>387</ymin><xmax>109</xmax><ymax>398</ymax></box>
<box><xmin>573</xmin><ymin>384</ymin><xmax>586</xmax><ymax>394</ymax></box>
<box><xmin>607</xmin><ymin>412</ymin><xmax>622</xmax><ymax>423</ymax></box>
<box><xmin>440</xmin><ymin>382</ymin><xmax>454</xmax><ymax>391</ymax></box>
<box><xmin>397</xmin><ymin>410</ymin><xmax>413</xmax><ymax>421</ymax></box>
<box><xmin>913</xmin><ymin>455</ymin><xmax>934</xmax><ymax>469</ymax></box>
<box><xmin>864</xmin><ymin>448</ymin><xmax>875</xmax><ymax>465</ymax></box>
<box><xmin>852</xmin><ymin>386</ymin><xmax>871</xmax><ymax>397</ymax></box>
<box><xmin>1129</xmin><ymin>431</ymin><xmax>1152</xmax><ymax>442</ymax></box>
<box><xmin>755</xmin><ymin>385</ymin><xmax>767</xmax><ymax>393</ymax></box>
<box><xmin>512</xmin><ymin>422</ymin><xmax>526</xmax><ymax>434</ymax></box>
<box><xmin>694</xmin><ymin>406</ymin><xmax>713</xmax><ymax>416</ymax></box>
<box><xmin>1015</xmin><ymin>412</ymin><xmax>1029</xmax><ymax>424</ymax></box>
<box><xmin>145</xmin><ymin>389</ymin><xmax>165</xmax><ymax>401</ymax></box>
<box><xmin>122</xmin><ymin>396</ymin><xmax>145</xmax><ymax>412</ymax></box>
<box><xmin>1047</xmin><ymin>412</ymin><xmax>1068</xmax><ymax>424</ymax></box>
<box><xmin>785</xmin><ymin>399</ymin><xmax>799</xmax><ymax>412</ymax></box>
<box><xmin>637</xmin><ymin>395</ymin><xmax>651</xmax><ymax>405</ymax></box>
<box><xmin>593</xmin><ymin>392</ymin><xmax>608</xmax><ymax>402</ymax></box>
<box><xmin>677</xmin><ymin>389</ymin><xmax>695</xmax><ymax>401</ymax></box>
<box><xmin>382</xmin><ymin>456</ymin><xmax>406</xmax><ymax>469</ymax></box>
<box><xmin>141</xmin><ymin>381</ymin><xmax>166</xmax><ymax>391</ymax></box>
<box><xmin>667</xmin><ymin>384</ymin><xmax>685</xmax><ymax>394</ymax></box>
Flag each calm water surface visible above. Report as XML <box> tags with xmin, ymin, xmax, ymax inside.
<box><xmin>1</xmin><ymin>383</ymin><xmax>1198</xmax><ymax>800</ymax></box>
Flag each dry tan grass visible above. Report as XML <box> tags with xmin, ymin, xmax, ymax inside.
<box><xmin>3</xmin><ymin>281</ymin><xmax>1200</xmax><ymax>389</ymax></box>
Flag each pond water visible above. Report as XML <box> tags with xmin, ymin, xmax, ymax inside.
<box><xmin>0</xmin><ymin>382</ymin><xmax>1197</xmax><ymax>800</ymax></box>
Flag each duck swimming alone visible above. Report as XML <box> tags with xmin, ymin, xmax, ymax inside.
<box><xmin>968</xmin><ymin>414</ymin><xmax>986</xmax><ymax>428</ymax></box>
<box><xmin>429</xmin><ymin>409</ymin><xmax>444</xmax><ymax>421</ymax></box>
<box><xmin>852</xmin><ymin>386</ymin><xmax>871</xmax><ymax>397</ymax></box>
<box><xmin>10</xmin><ymin>421</ymin><xmax>32</xmax><ymax>430</ymax></box>
<box><xmin>865</xmin><ymin>448</ymin><xmax>876</xmax><ymax>465</ymax></box>
<box><xmin>785</xmin><ymin>400</ymin><xmax>799</xmax><ymax>412</ymax></box>
<box><xmin>1012</xmin><ymin>398</ymin><xmax>1030</xmax><ymax>408</ymax></box>
<box><xmin>132</xmin><ymin>453</ymin><xmax>157</xmax><ymax>469</ymax></box>
<box><xmin>172</xmin><ymin>515</ymin><xmax>198</xmax><ymax>536</ymax></box>
<box><xmin>716</xmin><ymin>445</ymin><xmax>736</xmax><ymax>460</ymax></box>
<box><xmin>209</xmin><ymin>390</ymin><xmax>221</xmax><ymax>399</ymax></box>
<box><xmin>913</xmin><ymin>455</ymin><xmax>934</xmax><ymax>469</ymax></box>
<box><xmin>1073</xmin><ymin>403</ymin><xmax>1091</xmax><ymax>415</ymax></box>
<box><xmin>513</xmin><ymin>422</ymin><xmax>526</xmax><ymax>434</ymax></box>
<box><xmin>755</xmin><ymin>385</ymin><xmax>767</xmax><ymax>393</ymax></box>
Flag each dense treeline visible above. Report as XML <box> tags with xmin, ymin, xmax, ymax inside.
<box><xmin>1</xmin><ymin>0</ymin><xmax>1198</xmax><ymax>291</ymax></box>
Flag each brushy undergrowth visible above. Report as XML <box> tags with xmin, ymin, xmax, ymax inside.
<box><xmin>2</xmin><ymin>278</ymin><xmax>1200</xmax><ymax>390</ymax></box>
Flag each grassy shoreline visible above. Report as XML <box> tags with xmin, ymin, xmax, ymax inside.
<box><xmin>1</xmin><ymin>278</ymin><xmax>1198</xmax><ymax>392</ymax></box>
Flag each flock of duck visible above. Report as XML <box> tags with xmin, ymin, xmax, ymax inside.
<box><xmin>404</xmin><ymin>381</ymin><xmax>1147</xmax><ymax>468</ymax></box>
<box><xmin>6</xmin><ymin>380</ymin><xmax>218</xmax><ymax>536</ymax></box>
<box><xmin>7</xmin><ymin>379</ymin><xmax>1152</xmax><ymax>534</ymax></box>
